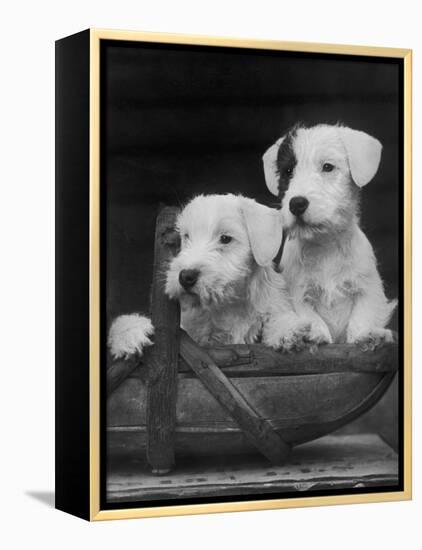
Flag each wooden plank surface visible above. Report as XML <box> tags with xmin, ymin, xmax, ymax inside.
<box><xmin>107</xmin><ymin>332</ymin><xmax>398</xmax><ymax>395</ymax></box>
<box><xmin>108</xmin><ymin>372</ymin><xmax>387</xmax><ymax>428</ymax></box>
<box><xmin>106</xmin><ymin>433</ymin><xmax>399</xmax><ymax>503</ymax></box>
<box><xmin>144</xmin><ymin>207</ymin><xmax>181</xmax><ymax>474</ymax></box>
<box><xmin>107</xmin><ymin>355</ymin><xmax>142</xmax><ymax>396</ymax></box>
<box><xmin>108</xmin><ymin>340</ymin><xmax>398</xmax><ymax>394</ymax></box>
<box><xmin>179</xmin><ymin>340</ymin><xmax>399</xmax><ymax>376</ymax></box>
<box><xmin>180</xmin><ymin>331</ymin><xmax>291</xmax><ymax>465</ymax></box>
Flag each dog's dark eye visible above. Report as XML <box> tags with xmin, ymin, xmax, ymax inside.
<box><xmin>322</xmin><ymin>162</ymin><xmax>335</xmax><ymax>173</ymax></box>
<box><xmin>220</xmin><ymin>234</ymin><xmax>232</xmax><ymax>244</ymax></box>
<box><xmin>182</xmin><ymin>233</ymin><xmax>189</xmax><ymax>241</ymax></box>
<box><xmin>283</xmin><ymin>166</ymin><xmax>294</xmax><ymax>177</ymax></box>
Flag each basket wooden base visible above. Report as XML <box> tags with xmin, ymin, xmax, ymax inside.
<box><xmin>106</xmin><ymin>433</ymin><xmax>399</xmax><ymax>503</ymax></box>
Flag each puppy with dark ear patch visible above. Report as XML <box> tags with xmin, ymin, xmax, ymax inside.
<box><xmin>108</xmin><ymin>194</ymin><xmax>313</xmax><ymax>359</ymax></box>
<box><xmin>262</xmin><ymin>124</ymin><xmax>397</xmax><ymax>349</ymax></box>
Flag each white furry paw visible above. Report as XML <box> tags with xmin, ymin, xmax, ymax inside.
<box><xmin>108</xmin><ymin>314</ymin><xmax>154</xmax><ymax>359</ymax></box>
<box><xmin>264</xmin><ymin>321</ymin><xmax>311</xmax><ymax>352</ymax></box>
<box><xmin>306</xmin><ymin>320</ymin><xmax>333</xmax><ymax>347</ymax></box>
<box><xmin>347</xmin><ymin>327</ymin><xmax>394</xmax><ymax>351</ymax></box>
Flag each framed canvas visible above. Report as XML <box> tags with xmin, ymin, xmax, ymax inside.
<box><xmin>55</xmin><ymin>28</ymin><xmax>412</xmax><ymax>521</ymax></box>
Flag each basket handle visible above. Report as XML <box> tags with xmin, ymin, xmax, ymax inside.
<box><xmin>180</xmin><ymin>330</ymin><xmax>291</xmax><ymax>465</ymax></box>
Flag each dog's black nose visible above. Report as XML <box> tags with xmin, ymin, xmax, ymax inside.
<box><xmin>179</xmin><ymin>269</ymin><xmax>200</xmax><ymax>289</ymax></box>
<box><xmin>289</xmin><ymin>196</ymin><xmax>309</xmax><ymax>216</ymax></box>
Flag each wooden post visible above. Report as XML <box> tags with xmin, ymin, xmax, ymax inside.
<box><xmin>145</xmin><ymin>206</ymin><xmax>180</xmax><ymax>474</ymax></box>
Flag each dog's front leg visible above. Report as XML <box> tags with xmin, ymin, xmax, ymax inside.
<box><xmin>262</xmin><ymin>311</ymin><xmax>312</xmax><ymax>352</ymax></box>
<box><xmin>108</xmin><ymin>313</ymin><xmax>154</xmax><ymax>359</ymax></box>
<box><xmin>346</xmin><ymin>290</ymin><xmax>397</xmax><ymax>350</ymax></box>
<box><xmin>294</xmin><ymin>302</ymin><xmax>333</xmax><ymax>346</ymax></box>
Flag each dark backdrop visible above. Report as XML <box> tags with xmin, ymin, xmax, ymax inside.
<box><xmin>102</xmin><ymin>41</ymin><xmax>402</xmax><ymax>445</ymax></box>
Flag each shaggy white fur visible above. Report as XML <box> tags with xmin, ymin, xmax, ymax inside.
<box><xmin>108</xmin><ymin>194</ymin><xmax>312</xmax><ymax>359</ymax></box>
<box><xmin>262</xmin><ymin>124</ymin><xmax>397</xmax><ymax>348</ymax></box>
<box><xmin>108</xmin><ymin>314</ymin><xmax>154</xmax><ymax>359</ymax></box>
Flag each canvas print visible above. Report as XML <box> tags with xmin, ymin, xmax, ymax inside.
<box><xmin>102</xmin><ymin>40</ymin><xmax>403</xmax><ymax>509</ymax></box>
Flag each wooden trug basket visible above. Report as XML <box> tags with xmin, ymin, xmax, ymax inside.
<box><xmin>107</xmin><ymin>207</ymin><xmax>398</xmax><ymax>474</ymax></box>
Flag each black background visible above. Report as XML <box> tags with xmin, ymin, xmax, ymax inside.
<box><xmin>102</xmin><ymin>41</ymin><xmax>401</xmax><ymax>446</ymax></box>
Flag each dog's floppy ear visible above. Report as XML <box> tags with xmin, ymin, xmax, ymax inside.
<box><xmin>338</xmin><ymin>127</ymin><xmax>382</xmax><ymax>187</ymax></box>
<box><xmin>241</xmin><ymin>198</ymin><xmax>283</xmax><ymax>267</ymax></box>
<box><xmin>262</xmin><ymin>137</ymin><xmax>284</xmax><ymax>196</ymax></box>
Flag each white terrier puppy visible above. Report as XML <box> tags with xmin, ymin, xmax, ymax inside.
<box><xmin>262</xmin><ymin>124</ymin><xmax>397</xmax><ymax>348</ymax></box>
<box><xmin>108</xmin><ymin>194</ymin><xmax>310</xmax><ymax>359</ymax></box>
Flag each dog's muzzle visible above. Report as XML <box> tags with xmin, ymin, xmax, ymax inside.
<box><xmin>179</xmin><ymin>269</ymin><xmax>200</xmax><ymax>290</ymax></box>
<box><xmin>289</xmin><ymin>196</ymin><xmax>309</xmax><ymax>217</ymax></box>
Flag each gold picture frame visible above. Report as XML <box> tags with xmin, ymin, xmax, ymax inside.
<box><xmin>56</xmin><ymin>28</ymin><xmax>412</xmax><ymax>521</ymax></box>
